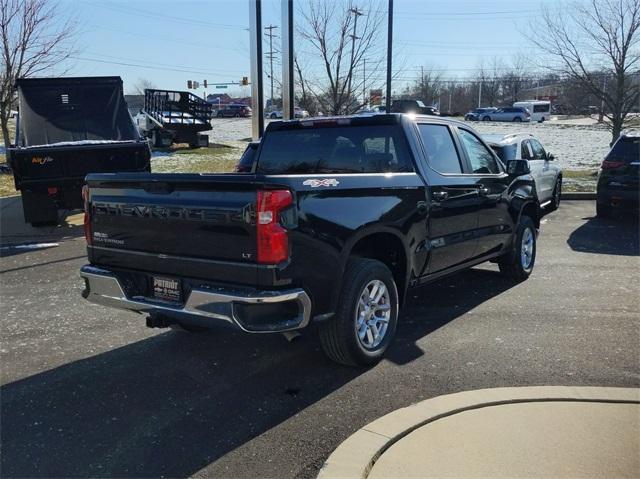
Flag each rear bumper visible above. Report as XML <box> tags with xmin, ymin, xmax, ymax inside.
<box><xmin>80</xmin><ymin>265</ymin><xmax>312</xmax><ymax>333</ymax></box>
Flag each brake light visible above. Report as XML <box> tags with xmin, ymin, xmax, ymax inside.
<box><xmin>256</xmin><ymin>189</ymin><xmax>292</xmax><ymax>264</ymax></box>
<box><xmin>47</xmin><ymin>187</ymin><xmax>58</xmax><ymax>195</ymax></box>
<box><xmin>82</xmin><ymin>185</ymin><xmax>92</xmax><ymax>245</ymax></box>
<box><xmin>601</xmin><ymin>160</ymin><xmax>625</xmax><ymax>170</ymax></box>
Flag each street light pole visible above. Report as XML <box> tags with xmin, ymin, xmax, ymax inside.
<box><xmin>385</xmin><ymin>0</ymin><xmax>393</xmax><ymax>112</ymax></box>
<box><xmin>347</xmin><ymin>7</ymin><xmax>363</xmax><ymax>112</ymax></box>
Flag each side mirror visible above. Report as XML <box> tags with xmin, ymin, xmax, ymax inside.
<box><xmin>547</xmin><ymin>153</ymin><xmax>555</xmax><ymax>161</ymax></box>
<box><xmin>507</xmin><ymin>159</ymin><xmax>531</xmax><ymax>175</ymax></box>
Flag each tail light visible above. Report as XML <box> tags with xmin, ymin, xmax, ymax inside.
<box><xmin>256</xmin><ymin>189</ymin><xmax>292</xmax><ymax>264</ymax></box>
<box><xmin>601</xmin><ymin>160</ymin><xmax>625</xmax><ymax>170</ymax></box>
<box><xmin>82</xmin><ymin>185</ymin><xmax>92</xmax><ymax>245</ymax></box>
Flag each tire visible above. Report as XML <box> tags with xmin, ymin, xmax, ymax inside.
<box><xmin>270</xmin><ymin>113</ymin><xmax>277</xmax><ymax>119</ymax></box>
<box><xmin>498</xmin><ymin>215</ymin><xmax>537</xmax><ymax>281</ymax></box>
<box><xmin>234</xmin><ymin>113</ymin><xmax>240</xmax><ymax>118</ymax></box>
<box><xmin>550</xmin><ymin>177</ymin><xmax>562</xmax><ymax>211</ymax></box>
<box><xmin>319</xmin><ymin>258</ymin><xmax>399</xmax><ymax>367</ymax></box>
<box><xmin>217</xmin><ymin>112</ymin><xmax>224</xmax><ymax>118</ymax></box>
<box><xmin>482</xmin><ymin>116</ymin><xmax>491</xmax><ymax>121</ymax></box>
<box><xmin>596</xmin><ymin>202</ymin><xmax>611</xmax><ymax>218</ymax></box>
<box><xmin>540</xmin><ymin>117</ymin><xmax>546</xmax><ymax>123</ymax></box>
<box><xmin>513</xmin><ymin>116</ymin><xmax>523</xmax><ymax>122</ymax></box>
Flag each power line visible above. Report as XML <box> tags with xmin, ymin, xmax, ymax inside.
<box><xmin>85</xmin><ymin>1</ymin><xmax>247</xmax><ymax>30</ymax></box>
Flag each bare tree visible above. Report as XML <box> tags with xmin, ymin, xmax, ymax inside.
<box><xmin>297</xmin><ymin>0</ymin><xmax>385</xmax><ymax>115</ymax></box>
<box><xmin>130</xmin><ymin>78</ymin><xmax>157</xmax><ymax>96</ymax></box>
<box><xmin>532</xmin><ymin>0</ymin><xmax>640</xmax><ymax>142</ymax></box>
<box><xmin>0</xmin><ymin>0</ymin><xmax>76</xmax><ymax>148</ymax></box>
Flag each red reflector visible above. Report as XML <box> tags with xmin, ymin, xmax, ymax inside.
<box><xmin>256</xmin><ymin>189</ymin><xmax>292</xmax><ymax>264</ymax></box>
<box><xmin>82</xmin><ymin>185</ymin><xmax>92</xmax><ymax>245</ymax></box>
<box><xmin>47</xmin><ymin>187</ymin><xmax>58</xmax><ymax>195</ymax></box>
<box><xmin>602</xmin><ymin>160</ymin><xmax>625</xmax><ymax>170</ymax></box>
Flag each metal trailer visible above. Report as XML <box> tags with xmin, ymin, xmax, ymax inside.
<box><xmin>140</xmin><ymin>89</ymin><xmax>213</xmax><ymax>148</ymax></box>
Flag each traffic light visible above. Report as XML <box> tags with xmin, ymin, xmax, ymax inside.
<box><xmin>204</xmin><ymin>79</ymin><xmax>208</xmax><ymax>88</ymax></box>
<box><xmin>241</xmin><ymin>76</ymin><xmax>249</xmax><ymax>86</ymax></box>
<box><xmin>193</xmin><ymin>81</ymin><xmax>199</xmax><ymax>89</ymax></box>
<box><xmin>187</xmin><ymin>80</ymin><xmax>193</xmax><ymax>89</ymax></box>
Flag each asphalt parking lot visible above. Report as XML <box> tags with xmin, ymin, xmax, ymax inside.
<box><xmin>1</xmin><ymin>200</ymin><xmax>638</xmax><ymax>478</ymax></box>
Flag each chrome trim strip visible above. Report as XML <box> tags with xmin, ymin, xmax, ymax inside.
<box><xmin>80</xmin><ymin>265</ymin><xmax>311</xmax><ymax>333</ymax></box>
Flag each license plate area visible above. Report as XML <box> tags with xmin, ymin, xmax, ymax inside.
<box><xmin>151</xmin><ymin>275</ymin><xmax>183</xmax><ymax>303</ymax></box>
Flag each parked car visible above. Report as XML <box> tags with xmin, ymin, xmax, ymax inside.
<box><xmin>513</xmin><ymin>101</ymin><xmax>551</xmax><ymax>123</ymax></box>
<box><xmin>391</xmin><ymin>99</ymin><xmax>439</xmax><ymax>115</ymax></box>
<box><xmin>80</xmin><ymin>114</ymin><xmax>541</xmax><ymax>366</ymax></box>
<box><xmin>216</xmin><ymin>104</ymin><xmax>252</xmax><ymax>118</ymax></box>
<box><xmin>480</xmin><ymin>107</ymin><xmax>531</xmax><ymax>122</ymax></box>
<box><xmin>235</xmin><ymin>141</ymin><xmax>259</xmax><ymax>172</ymax></box>
<box><xmin>465</xmin><ymin>107</ymin><xmax>498</xmax><ymax>121</ymax></box>
<box><xmin>596</xmin><ymin>131</ymin><xmax>640</xmax><ymax>218</ymax></box>
<box><xmin>483</xmin><ymin>132</ymin><xmax>562</xmax><ymax>210</ymax></box>
<box><xmin>267</xmin><ymin>107</ymin><xmax>309</xmax><ymax>119</ymax></box>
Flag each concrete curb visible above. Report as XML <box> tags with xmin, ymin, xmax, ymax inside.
<box><xmin>317</xmin><ymin>386</ymin><xmax>639</xmax><ymax>479</ymax></box>
<box><xmin>561</xmin><ymin>192</ymin><xmax>597</xmax><ymax>200</ymax></box>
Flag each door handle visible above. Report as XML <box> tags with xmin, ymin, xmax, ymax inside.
<box><xmin>431</xmin><ymin>191</ymin><xmax>448</xmax><ymax>201</ymax></box>
<box><xmin>478</xmin><ymin>186</ymin><xmax>490</xmax><ymax>196</ymax></box>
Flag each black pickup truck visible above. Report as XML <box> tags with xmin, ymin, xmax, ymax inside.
<box><xmin>80</xmin><ymin>114</ymin><xmax>540</xmax><ymax>366</ymax></box>
<box><xmin>8</xmin><ymin>77</ymin><xmax>150</xmax><ymax>226</ymax></box>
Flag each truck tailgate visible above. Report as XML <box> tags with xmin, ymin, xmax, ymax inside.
<box><xmin>86</xmin><ymin>174</ymin><xmax>262</xmax><ymax>268</ymax></box>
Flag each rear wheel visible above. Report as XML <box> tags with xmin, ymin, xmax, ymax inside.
<box><xmin>319</xmin><ymin>258</ymin><xmax>399</xmax><ymax>366</ymax></box>
<box><xmin>216</xmin><ymin>111</ymin><xmax>224</xmax><ymax>118</ymax></box>
<box><xmin>498</xmin><ymin>215</ymin><xmax>536</xmax><ymax>281</ymax></box>
<box><xmin>482</xmin><ymin>116</ymin><xmax>491</xmax><ymax>121</ymax></box>
<box><xmin>550</xmin><ymin>177</ymin><xmax>562</xmax><ymax>211</ymax></box>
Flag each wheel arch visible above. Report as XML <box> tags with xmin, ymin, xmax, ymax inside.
<box><xmin>343</xmin><ymin>229</ymin><xmax>411</xmax><ymax>307</ymax></box>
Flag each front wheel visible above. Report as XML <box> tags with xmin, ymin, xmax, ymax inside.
<box><xmin>482</xmin><ymin>116</ymin><xmax>491</xmax><ymax>121</ymax></box>
<box><xmin>550</xmin><ymin>177</ymin><xmax>562</xmax><ymax>211</ymax></box>
<box><xmin>513</xmin><ymin>116</ymin><xmax>523</xmax><ymax>122</ymax></box>
<box><xmin>319</xmin><ymin>258</ymin><xmax>399</xmax><ymax>366</ymax></box>
<box><xmin>498</xmin><ymin>215</ymin><xmax>537</xmax><ymax>281</ymax></box>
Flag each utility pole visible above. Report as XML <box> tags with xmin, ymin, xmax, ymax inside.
<box><xmin>264</xmin><ymin>24</ymin><xmax>279</xmax><ymax>112</ymax></box>
<box><xmin>477</xmin><ymin>80</ymin><xmax>482</xmax><ymax>108</ymax></box>
<box><xmin>347</xmin><ymin>7</ymin><xmax>363</xmax><ymax>112</ymax></box>
<box><xmin>448</xmin><ymin>82</ymin><xmax>452</xmax><ymax>114</ymax></box>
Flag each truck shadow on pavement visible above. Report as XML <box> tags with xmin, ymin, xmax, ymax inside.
<box><xmin>1</xmin><ymin>268</ymin><xmax>515</xmax><ymax>478</ymax></box>
<box><xmin>567</xmin><ymin>215</ymin><xmax>639</xmax><ymax>256</ymax></box>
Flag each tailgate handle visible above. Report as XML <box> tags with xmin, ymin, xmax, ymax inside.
<box><xmin>142</xmin><ymin>182</ymin><xmax>174</xmax><ymax>194</ymax></box>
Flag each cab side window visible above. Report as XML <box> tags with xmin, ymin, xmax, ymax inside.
<box><xmin>417</xmin><ymin>124</ymin><xmax>462</xmax><ymax>174</ymax></box>
<box><xmin>521</xmin><ymin>140</ymin><xmax>532</xmax><ymax>160</ymax></box>
<box><xmin>458</xmin><ymin>129</ymin><xmax>501</xmax><ymax>174</ymax></box>
<box><xmin>530</xmin><ymin>139</ymin><xmax>547</xmax><ymax>160</ymax></box>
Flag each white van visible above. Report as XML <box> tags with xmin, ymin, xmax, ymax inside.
<box><xmin>513</xmin><ymin>100</ymin><xmax>551</xmax><ymax>123</ymax></box>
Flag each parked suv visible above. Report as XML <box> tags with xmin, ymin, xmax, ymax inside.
<box><xmin>483</xmin><ymin>133</ymin><xmax>562</xmax><ymax>210</ymax></box>
<box><xmin>596</xmin><ymin>131</ymin><xmax>640</xmax><ymax>218</ymax></box>
<box><xmin>481</xmin><ymin>107</ymin><xmax>531</xmax><ymax>122</ymax></box>
<box><xmin>391</xmin><ymin>99</ymin><xmax>439</xmax><ymax>115</ymax></box>
<box><xmin>465</xmin><ymin>107</ymin><xmax>497</xmax><ymax>121</ymax></box>
<box><xmin>216</xmin><ymin>104</ymin><xmax>252</xmax><ymax>118</ymax></box>
<box><xmin>80</xmin><ymin>114</ymin><xmax>541</xmax><ymax>366</ymax></box>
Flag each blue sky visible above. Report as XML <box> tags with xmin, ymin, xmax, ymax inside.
<box><xmin>58</xmin><ymin>0</ymin><xmax>571</xmax><ymax>98</ymax></box>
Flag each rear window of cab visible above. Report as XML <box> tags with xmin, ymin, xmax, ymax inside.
<box><xmin>256</xmin><ymin>125</ymin><xmax>414</xmax><ymax>174</ymax></box>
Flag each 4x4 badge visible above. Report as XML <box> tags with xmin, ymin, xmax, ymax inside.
<box><xmin>303</xmin><ymin>179</ymin><xmax>339</xmax><ymax>187</ymax></box>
